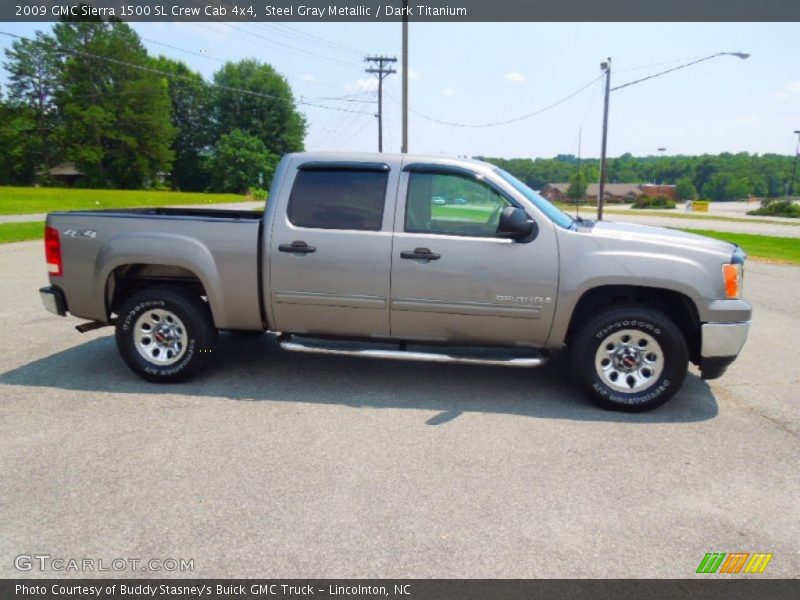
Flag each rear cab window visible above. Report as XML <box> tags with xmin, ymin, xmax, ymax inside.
<box><xmin>288</xmin><ymin>164</ymin><xmax>389</xmax><ymax>231</ymax></box>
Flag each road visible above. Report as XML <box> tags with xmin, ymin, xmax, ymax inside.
<box><xmin>590</xmin><ymin>211</ymin><xmax>800</xmax><ymax>238</ymax></box>
<box><xmin>0</xmin><ymin>241</ymin><xmax>798</xmax><ymax>578</ymax></box>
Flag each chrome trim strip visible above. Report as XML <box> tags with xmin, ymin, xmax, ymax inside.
<box><xmin>391</xmin><ymin>297</ymin><xmax>541</xmax><ymax>319</ymax></box>
<box><xmin>273</xmin><ymin>291</ymin><xmax>387</xmax><ymax>310</ymax></box>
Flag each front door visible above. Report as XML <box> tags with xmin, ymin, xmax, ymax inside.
<box><xmin>389</xmin><ymin>165</ymin><xmax>559</xmax><ymax>347</ymax></box>
<box><xmin>269</xmin><ymin>160</ymin><xmax>397</xmax><ymax>337</ymax></box>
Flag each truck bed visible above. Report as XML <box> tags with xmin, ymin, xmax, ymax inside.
<box><xmin>46</xmin><ymin>207</ymin><xmax>265</xmax><ymax>330</ymax></box>
<box><xmin>51</xmin><ymin>207</ymin><xmax>264</xmax><ymax>221</ymax></box>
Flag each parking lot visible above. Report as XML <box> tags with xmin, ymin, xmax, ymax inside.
<box><xmin>1</xmin><ymin>240</ymin><xmax>798</xmax><ymax>578</ymax></box>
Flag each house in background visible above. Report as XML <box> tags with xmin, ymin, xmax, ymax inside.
<box><xmin>541</xmin><ymin>182</ymin><xmax>676</xmax><ymax>203</ymax></box>
<box><xmin>36</xmin><ymin>162</ymin><xmax>84</xmax><ymax>187</ymax></box>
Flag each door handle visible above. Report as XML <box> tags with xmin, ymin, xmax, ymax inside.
<box><xmin>400</xmin><ymin>247</ymin><xmax>441</xmax><ymax>260</ymax></box>
<box><xmin>279</xmin><ymin>241</ymin><xmax>316</xmax><ymax>254</ymax></box>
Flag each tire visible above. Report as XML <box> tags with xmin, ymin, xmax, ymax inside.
<box><xmin>570</xmin><ymin>304</ymin><xmax>688</xmax><ymax>411</ymax></box>
<box><xmin>115</xmin><ymin>286</ymin><xmax>217</xmax><ymax>383</ymax></box>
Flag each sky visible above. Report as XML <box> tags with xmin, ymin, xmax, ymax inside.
<box><xmin>1</xmin><ymin>20</ymin><xmax>799</xmax><ymax>159</ymax></box>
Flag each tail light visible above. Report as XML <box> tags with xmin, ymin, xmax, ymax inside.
<box><xmin>44</xmin><ymin>226</ymin><xmax>62</xmax><ymax>277</ymax></box>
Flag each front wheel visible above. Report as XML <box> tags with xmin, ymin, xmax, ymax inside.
<box><xmin>570</xmin><ymin>304</ymin><xmax>688</xmax><ymax>411</ymax></box>
<box><xmin>115</xmin><ymin>286</ymin><xmax>217</xmax><ymax>383</ymax></box>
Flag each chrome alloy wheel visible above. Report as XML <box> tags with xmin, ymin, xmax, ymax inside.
<box><xmin>133</xmin><ymin>308</ymin><xmax>188</xmax><ymax>366</ymax></box>
<box><xmin>594</xmin><ymin>329</ymin><xmax>664</xmax><ymax>393</ymax></box>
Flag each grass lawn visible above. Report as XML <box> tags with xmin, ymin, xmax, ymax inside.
<box><xmin>0</xmin><ymin>186</ymin><xmax>249</xmax><ymax>216</ymax></box>
<box><xmin>431</xmin><ymin>204</ymin><xmax>495</xmax><ymax>221</ymax></box>
<box><xmin>0</xmin><ymin>221</ymin><xmax>44</xmax><ymax>244</ymax></box>
<box><xmin>679</xmin><ymin>228</ymin><xmax>800</xmax><ymax>265</ymax></box>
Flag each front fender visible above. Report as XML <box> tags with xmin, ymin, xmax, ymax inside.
<box><xmin>547</xmin><ymin>250</ymin><xmax>717</xmax><ymax>348</ymax></box>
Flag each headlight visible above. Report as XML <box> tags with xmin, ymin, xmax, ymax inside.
<box><xmin>722</xmin><ymin>263</ymin><xmax>743</xmax><ymax>299</ymax></box>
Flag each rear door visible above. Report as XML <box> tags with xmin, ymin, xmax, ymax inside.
<box><xmin>389</xmin><ymin>163</ymin><xmax>559</xmax><ymax>347</ymax></box>
<box><xmin>268</xmin><ymin>159</ymin><xmax>398</xmax><ymax>337</ymax></box>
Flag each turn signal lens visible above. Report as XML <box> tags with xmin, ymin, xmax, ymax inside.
<box><xmin>722</xmin><ymin>263</ymin><xmax>742</xmax><ymax>299</ymax></box>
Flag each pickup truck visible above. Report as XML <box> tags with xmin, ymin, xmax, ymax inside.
<box><xmin>39</xmin><ymin>152</ymin><xmax>751</xmax><ymax>411</ymax></box>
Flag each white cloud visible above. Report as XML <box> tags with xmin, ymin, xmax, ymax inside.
<box><xmin>408</xmin><ymin>68</ymin><xmax>421</xmax><ymax>80</ymax></box>
<box><xmin>300</xmin><ymin>74</ymin><xmax>318</xmax><ymax>83</ymax></box>
<box><xmin>442</xmin><ymin>88</ymin><xmax>456</xmax><ymax>97</ymax></box>
<box><xmin>345</xmin><ymin>77</ymin><xmax>379</xmax><ymax>93</ymax></box>
<box><xmin>772</xmin><ymin>81</ymin><xmax>800</xmax><ymax>100</ymax></box>
<box><xmin>504</xmin><ymin>72</ymin><xmax>526</xmax><ymax>83</ymax></box>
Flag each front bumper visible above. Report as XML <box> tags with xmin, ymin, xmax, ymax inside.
<box><xmin>699</xmin><ymin>321</ymin><xmax>750</xmax><ymax>379</ymax></box>
<box><xmin>40</xmin><ymin>285</ymin><xmax>67</xmax><ymax>316</ymax></box>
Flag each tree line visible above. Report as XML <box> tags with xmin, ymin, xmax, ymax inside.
<box><xmin>483</xmin><ymin>152</ymin><xmax>797</xmax><ymax>201</ymax></box>
<box><xmin>0</xmin><ymin>18</ymin><xmax>305</xmax><ymax>192</ymax></box>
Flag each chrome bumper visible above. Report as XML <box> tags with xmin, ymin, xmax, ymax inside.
<box><xmin>39</xmin><ymin>286</ymin><xmax>67</xmax><ymax>316</ymax></box>
<box><xmin>701</xmin><ymin>321</ymin><xmax>750</xmax><ymax>358</ymax></box>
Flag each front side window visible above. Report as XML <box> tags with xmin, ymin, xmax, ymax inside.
<box><xmin>288</xmin><ymin>168</ymin><xmax>388</xmax><ymax>231</ymax></box>
<box><xmin>405</xmin><ymin>172</ymin><xmax>512</xmax><ymax>237</ymax></box>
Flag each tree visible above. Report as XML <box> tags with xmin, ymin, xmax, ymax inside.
<box><xmin>566</xmin><ymin>169</ymin><xmax>588</xmax><ymax>203</ymax></box>
<box><xmin>53</xmin><ymin>21</ymin><xmax>175</xmax><ymax>188</ymax></box>
<box><xmin>212</xmin><ymin>59</ymin><xmax>306</xmax><ymax>157</ymax></box>
<box><xmin>0</xmin><ymin>101</ymin><xmax>40</xmax><ymax>184</ymax></box>
<box><xmin>151</xmin><ymin>56</ymin><xmax>213</xmax><ymax>191</ymax></box>
<box><xmin>207</xmin><ymin>129</ymin><xmax>277</xmax><ymax>193</ymax></box>
<box><xmin>3</xmin><ymin>31</ymin><xmax>60</xmax><ymax>172</ymax></box>
<box><xmin>674</xmin><ymin>177</ymin><xmax>697</xmax><ymax>201</ymax></box>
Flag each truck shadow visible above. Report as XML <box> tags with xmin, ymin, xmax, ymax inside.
<box><xmin>0</xmin><ymin>333</ymin><xmax>718</xmax><ymax>424</ymax></box>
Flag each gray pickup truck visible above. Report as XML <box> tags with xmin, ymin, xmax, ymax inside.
<box><xmin>40</xmin><ymin>152</ymin><xmax>751</xmax><ymax>411</ymax></box>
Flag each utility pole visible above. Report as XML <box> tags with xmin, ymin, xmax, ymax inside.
<box><xmin>790</xmin><ymin>130</ymin><xmax>800</xmax><ymax>197</ymax></box>
<box><xmin>401</xmin><ymin>1</ymin><xmax>409</xmax><ymax>153</ymax></box>
<box><xmin>364</xmin><ymin>55</ymin><xmax>397</xmax><ymax>152</ymax></box>
<box><xmin>657</xmin><ymin>147</ymin><xmax>666</xmax><ymax>186</ymax></box>
<box><xmin>576</xmin><ymin>125</ymin><xmax>583</xmax><ymax>219</ymax></box>
<box><xmin>597</xmin><ymin>58</ymin><xmax>611</xmax><ymax>221</ymax></box>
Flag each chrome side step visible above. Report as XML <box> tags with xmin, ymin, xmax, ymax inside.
<box><xmin>278</xmin><ymin>337</ymin><xmax>548</xmax><ymax>368</ymax></box>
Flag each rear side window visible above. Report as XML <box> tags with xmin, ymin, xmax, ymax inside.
<box><xmin>287</xmin><ymin>169</ymin><xmax>388</xmax><ymax>231</ymax></box>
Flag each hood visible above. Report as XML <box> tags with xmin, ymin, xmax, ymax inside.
<box><xmin>588</xmin><ymin>220</ymin><xmax>737</xmax><ymax>258</ymax></box>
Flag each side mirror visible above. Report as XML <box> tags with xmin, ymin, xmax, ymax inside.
<box><xmin>497</xmin><ymin>206</ymin><xmax>535</xmax><ymax>240</ymax></box>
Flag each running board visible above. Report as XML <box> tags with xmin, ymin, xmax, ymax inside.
<box><xmin>278</xmin><ymin>337</ymin><xmax>548</xmax><ymax>368</ymax></box>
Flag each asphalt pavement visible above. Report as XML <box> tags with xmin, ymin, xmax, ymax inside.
<box><xmin>0</xmin><ymin>241</ymin><xmax>798</xmax><ymax>578</ymax></box>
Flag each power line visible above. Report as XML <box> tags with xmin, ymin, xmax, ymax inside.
<box><xmin>253</xmin><ymin>23</ymin><xmax>364</xmax><ymax>58</ymax></box>
<box><xmin>385</xmin><ymin>74</ymin><xmax>602</xmax><ymax>128</ymax></box>
<box><xmin>616</xmin><ymin>54</ymin><xmax>708</xmax><ymax>74</ymax></box>
<box><xmin>612</xmin><ymin>52</ymin><xmax>749</xmax><ymax>92</ymax></box>
<box><xmin>220</xmin><ymin>23</ymin><xmax>356</xmax><ymax>67</ymax></box>
<box><xmin>0</xmin><ymin>30</ymin><xmax>373</xmax><ymax>116</ymax></box>
<box><xmin>140</xmin><ymin>34</ymin><xmax>349</xmax><ymax>90</ymax></box>
<box><xmin>332</xmin><ymin>116</ymin><xmax>374</xmax><ymax>150</ymax></box>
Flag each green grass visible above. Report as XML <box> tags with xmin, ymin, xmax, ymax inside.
<box><xmin>0</xmin><ymin>221</ymin><xmax>44</xmax><ymax>243</ymax></box>
<box><xmin>679</xmin><ymin>228</ymin><xmax>800</xmax><ymax>265</ymax></box>
<box><xmin>0</xmin><ymin>186</ymin><xmax>249</xmax><ymax>216</ymax></box>
<box><xmin>431</xmin><ymin>204</ymin><xmax>495</xmax><ymax>221</ymax></box>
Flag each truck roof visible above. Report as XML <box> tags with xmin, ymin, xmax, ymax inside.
<box><xmin>285</xmin><ymin>151</ymin><xmax>497</xmax><ymax>173</ymax></box>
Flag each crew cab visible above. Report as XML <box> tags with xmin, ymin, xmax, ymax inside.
<box><xmin>39</xmin><ymin>152</ymin><xmax>751</xmax><ymax>411</ymax></box>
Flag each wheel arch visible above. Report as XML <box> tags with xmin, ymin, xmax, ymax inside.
<box><xmin>96</xmin><ymin>233</ymin><xmax>224</xmax><ymax>327</ymax></box>
<box><xmin>562</xmin><ymin>284</ymin><xmax>701</xmax><ymax>364</ymax></box>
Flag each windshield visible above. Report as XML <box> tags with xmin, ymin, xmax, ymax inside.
<box><xmin>493</xmin><ymin>167</ymin><xmax>575</xmax><ymax>230</ymax></box>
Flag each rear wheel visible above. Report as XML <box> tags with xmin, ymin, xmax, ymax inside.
<box><xmin>115</xmin><ymin>286</ymin><xmax>216</xmax><ymax>383</ymax></box>
<box><xmin>570</xmin><ymin>304</ymin><xmax>688</xmax><ymax>411</ymax></box>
